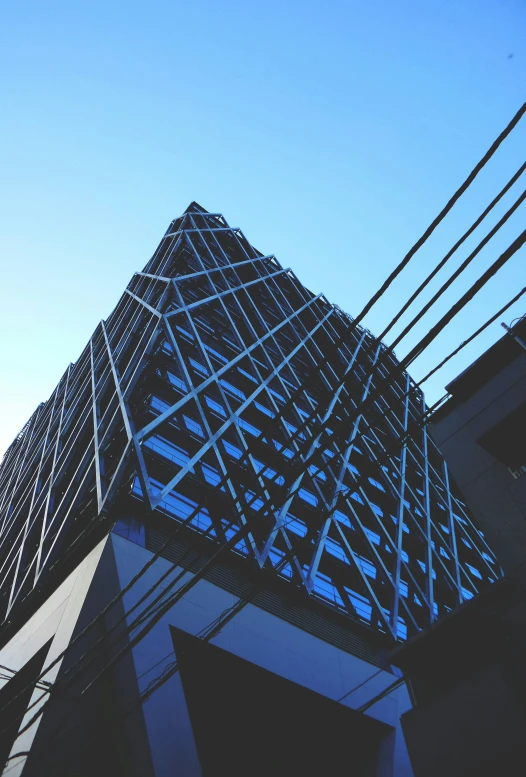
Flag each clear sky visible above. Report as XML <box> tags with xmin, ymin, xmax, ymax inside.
<box><xmin>1</xmin><ymin>0</ymin><xmax>525</xmax><ymax>456</ymax></box>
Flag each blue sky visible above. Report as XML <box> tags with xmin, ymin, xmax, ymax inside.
<box><xmin>1</xmin><ymin>0</ymin><xmax>525</xmax><ymax>455</ymax></box>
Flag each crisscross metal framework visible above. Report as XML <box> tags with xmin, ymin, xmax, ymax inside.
<box><xmin>0</xmin><ymin>203</ymin><xmax>500</xmax><ymax>641</ymax></box>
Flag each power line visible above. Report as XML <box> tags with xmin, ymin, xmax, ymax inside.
<box><xmin>417</xmin><ymin>285</ymin><xmax>526</xmax><ymax>387</ymax></box>
<box><xmin>388</xmin><ymin>188</ymin><xmax>526</xmax><ymax>353</ymax></box>
<box><xmin>403</xmin><ymin>228</ymin><xmax>526</xmax><ymax>367</ymax></box>
<box><xmin>353</xmin><ymin>101</ymin><xmax>526</xmax><ymax>329</ymax></box>
<box><xmin>378</xmin><ymin>159</ymin><xmax>526</xmax><ymax>341</ymax></box>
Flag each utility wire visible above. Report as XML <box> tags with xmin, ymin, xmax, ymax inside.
<box><xmin>418</xmin><ymin>286</ymin><xmax>526</xmax><ymax>387</ymax></box>
<box><xmin>388</xmin><ymin>188</ymin><xmax>526</xmax><ymax>353</ymax></box>
<box><xmin>403</xmin><ymin>228</ymin><xmax>526</xmax><ymax>368</ymax></box>
<box><xmin>378</xmin><ymin>159</ymin><xmax>526</xmax><ymax>341</ymax></box>
<box><xmin>353</xmin><ymin>100</ymin><xmax>526</xmax><ymax>330</ymax></box>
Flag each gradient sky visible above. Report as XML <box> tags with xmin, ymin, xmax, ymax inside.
<box><xmin>1</xmin><ymin>0</ymin><xmax>525</xmax><ymax>456</ymax></box>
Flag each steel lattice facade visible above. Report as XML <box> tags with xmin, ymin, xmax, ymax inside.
<box><xmin>0</xmin><ymin>203</ymin><xmax>500</xmax><ymax>642</ymax></box>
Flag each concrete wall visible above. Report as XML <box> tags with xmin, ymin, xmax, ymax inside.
<box><xmin>0</xmin><ymin>533</ymin><xmax>414</xmax><ymax>776</ymax></box>
<box><xmin>401</xmin><ymin>660</ymin><xmax>526</xmax><ymax>777</ymax></box>
<box><xmin>110</xmin><ymin>533</ymin><xmax>413</xmax><ymax>777</ymax></box>
<box><xmin>0</xmin><ymin>538</ymin><xmax>108</xmax><ymax>776</ymax></box>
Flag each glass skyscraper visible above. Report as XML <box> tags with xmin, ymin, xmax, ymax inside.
<box><xmin>0</xmin><ymin>202</ymin><xmax>499</xmax><ymax>644</ymax></box>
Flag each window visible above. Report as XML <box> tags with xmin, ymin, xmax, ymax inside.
<box><xmin>313</xmin><ymin>572</ymin><xmax>345</xmax><ymax>607</ymax></box>
<box><xmin>284</xmin><ymin>420</ymin><xmax>305</xmax><ymax>440</ymax></box>
<box><xmin>175</xmin><ymin>325</ymin><xmax>195</xmax><ymax>342</ymax></box>
<box><xmin>344</xmin><ymin>588</ymin><xmax>372</xmax><ymax>621</ymax></box>
<box><xmin>220</xmin><ymin>379</ymin><xmax>246</xmax><ymax>400</ymax></box>
<box><xmin>286</xmin><ymin>515</ymin><xmax>307</xmax><ymax>537</ymax></box>
<box><xmin>254</xmin><ymin>461</ymin><xmax>285</xmax><ymax>486</ymax></box>
<box><xmin>238</xmin><ymin>366</ymin><xmax>258</xmax><ymax>383</ymax></box>
<box><xmin>151</xmin><ymin>396</ymin><xmax>170</xmax><ymax>414</ymax></box>
<box><xmin>378</xmin><ymin>609</ymin><xmax>407</xmax><ymax>640</ymax></box>
<box><xmin>466</xmin><ymin>563</ymin><xmax>482</xmax><ymax>580</ymax></box>
<box><xmin>245</xmin><ymin>491</ymin><xmax>265</xmax><ymax>511</ymax></box>
<box><xmin>357</xmin><ymin>556</ymin><xmax>376</xmax><ymax>579</ymax></box>
<box><xmin>368</xmin><ymin>477</ymin><xmax>385</xmax><ymax>492</ymax></box>
<box><xmin>416</xmin><ymin>560</ymin><xmax>437</xmax><ymax>579</ymax></box>
<box><xmin>204</xmin><ymin>344</ymin><xmax>228</xmax><ymax>363</ymax></box>
<box><xmin>167</xmin><ymin>372</ymin><xmax>187</xmax><ymax>392</ymax></box>
<box><xmin>334</xmin><ymin>509</ymin><xmax>352</xmax><ymax>528</ymax></box>
<box><xmin>143</xmin><ymin>436</ymin><xmax>192</xmax><ymax>469</ymax></box>
<box><xmin>224</xmin><ymin>523</ymin><xmax>250</xmax><ymax>554</ymax></box>
<box><xmin>269</xmin><ymin>547</ymin><xmax>293</xmax><ymax>578</ymax></box>
<box><xmin>255</xmin><ymin>401</ymin><xmax>275</xmax><ymax>418</ymax></box>
<box><xmin>309</xmin><ymin>465</ymin><xmax>326</xmax><ymax>482</ymax></box>
<box><xmin>274</xmin><ymin>440</ymin><xmax>294</xmax><ymax>459</ymax></box>
<box><xmin>391</xmin><ymin>515</ymin><xmax>409</xmax><ymax>534</ymax></box>
<box><xmin>149</xmin><ymin>479</ymin><xmax>212</xmax><ymax>529</ymax></box>
<box><xmin>364</xmin><ymin>527</ymin><xmax>380</xmax><ymax>546</ymax></box>
<box><xmin>184</xmin><ymin>416</ymin><xmax>204</xmax><ymax>437</ymax></box>
<box><xmin>205</xmin><ymin>396</ymin><xmax>226</xmax><ymax>417</ymax></box>
<box><xmin>189</xmin><ymin>358</ymin><xmax>208</xmax><ymax>376</ymax></box>
<box><xmin>325</xmin><ymin>537</ymin><xmax>349</xmax><ymax>563</ymax></box>
<box><xmin>223</xmin><ymin>440</ymin><xmax>242</xmax><ymax>459</ymax></box>
<box><xmin>202</xmin><ymin>463</ymin><xmax>221</xmax><ymax>486</ymax></box>
<box><xmin>298</xmin><ymin>488</ymin><xmax>317</xmax><ymax>506</ymax></box>
<box><xmin>238</xmin><ymin>418</ymin><xmax>262</xmax><ymax>437</ymax></box>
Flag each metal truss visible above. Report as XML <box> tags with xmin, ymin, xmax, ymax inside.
<box><xmin>0</xmin><ymin>202</ymin><xmax>500</xmax><ymax>641</ymax></box>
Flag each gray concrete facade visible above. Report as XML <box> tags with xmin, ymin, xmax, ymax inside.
<box><xmin>0</xmin><ymin>533</ymin><xmax>414</xmax><ymax>776</ymax></box>
<box><xmin>431</xmin><ymin>335</ymin><xmax>526</xmax><ymax>575</ymax></box>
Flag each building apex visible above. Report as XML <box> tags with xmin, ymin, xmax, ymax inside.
<box><xmin>183</xmin><ymin>201</ymin><xmax>210</xmax><ymax>215</ymax></box>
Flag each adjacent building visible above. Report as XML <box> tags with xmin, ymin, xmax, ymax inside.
<box><xmin>391</xmin><ymin>555</ymin><xmax>526</xmax><ymax>777</ymax></box>
<box><xmin>430</xmin><ymin>316</ymin><xmax>526</xmax><ymax>575</ymax></box>
<box><xmin>0</xmin><ymin>204</ymin><xmax>499</xmax><ymax>776</ymax></box>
